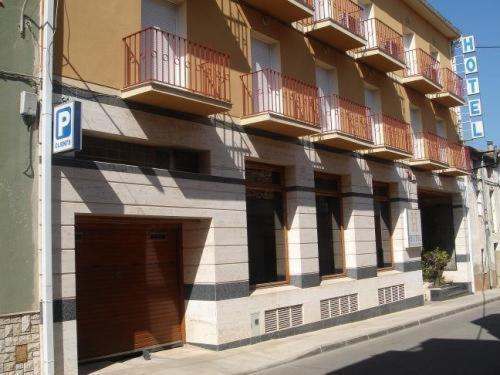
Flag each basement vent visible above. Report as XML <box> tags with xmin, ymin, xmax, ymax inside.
<box><xmin>264</xmin><ymin>305</ymin><xmax>303</xmax><ymax>333</ymax></box>
<box><xmin>320</xmin><ymin>294</ymin><xmax>359</xmax><ymax>320</ymax></box>
<box><xmin>378</xmin><ymin>284</ymin><xmax>405</xmax><ymax>305</ymax></box>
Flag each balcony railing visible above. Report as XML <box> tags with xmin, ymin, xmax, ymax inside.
<box><xmin>404</xmin><ymin>49</ymin><xmax>441</xmax><ymax>85</ymax></box>
<box><xmin>413</xmin><ymin>132</ymin><xmax>448</xmax><ymax>164</ymax></box>
<box><xmin>448</xmin><ymin>143</ymin><xmax>471</xmax><ymax>171</ymax></box>
<box><xmin>319</xmin><ymin>94</ymin><xmax>372</xmax><ymax>141</ymax></box>
<box><xmin>301</xmin><ymin>0</ymin><xmax>365</xmax><ymax>38</ymax></box>
<box><xmin>241</xmin><ymin>69</ymin><xmax>320</xmax><ymax>127</ymax></box>
<box><xmin>297</xmin><ymin>0</ymin><xmax>315</xmax><ymax>9</ymax></box>
<box><xmin>123</xmin><ymin>27</ymin><xmax>231</xmax><ymax>103</ymax></box>
<box><xmin>372</xmin><ymin>114</ymin><xmax>412</xmax><ymax>153</ymax></box>
<box><xmin>441</xmin><ymin>68</ymin><xmax>465</xmax><ymax>99</ymax></box>
<box><xmin>361</xmin><ymin>18</ymin><xmax>404</xmax><ymax>63</ymax></box>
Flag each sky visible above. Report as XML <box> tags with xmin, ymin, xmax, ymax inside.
<box><xmin>427</xmin><ymin>0</ymin><xmax>500</xmax><ymax>149</ymax></box>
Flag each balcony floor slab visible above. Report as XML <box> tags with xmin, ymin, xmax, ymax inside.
<box><xmin>304</xmin><ymin>20</ymin><xmax>366</xmax><ymax>51</ymax></box>
<box><xmin>428</xmin><ymin>92</ymin><xmax>466</xmax><ymax>108</ymax></box>
<box><xmin>407</xmin><ymin>159</ymin><xmax>449</xmax><ymax>171</ymax></box>
<box><xmin>354</xmin><ymin>49</ymin><xmax>406</xmax><ymax>73</ymax></box>
<box><xmin>439</xmin><ymin>167</ymin><xmax>471</xmax><ymax>177</ymax></box>
<box><xmin>244</xmin><ymin>0</ymin><xmax>314</xmax><ymax>23</ymax></box>
<box><xmin>361</xmin><ymin>146</ymin><xmax>413</xmax><ymax>161</ymax></box>
<box><xmin>122</xmin><ymin>81</ymin><xmax>232</xmax><ymax>116</ymax></box>
<box><xmin>241</xmin><ymin>112</ymin><xmax>320</xmax><ymax>137</ymax></box>
<box><xmin>310</xmin><ymin>131</ymin><xmax>374</xmax><ymax>151</ymax></box>
<box><xmin>402</xmin><ymin>75</ymin><xmax>442</xmax><ymax>95</ymax></box>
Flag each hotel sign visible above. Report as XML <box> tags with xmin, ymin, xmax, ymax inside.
<box><xmin>456</xmin><ymin>35</ymin><xmax>485</xmax><ymax>140</ymax></box>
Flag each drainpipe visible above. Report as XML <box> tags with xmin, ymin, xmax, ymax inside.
<box><xmin>40</xmin><ymin>0</ymin><xmax>55</xmax><ymax>373</ymax></box>
<box><xmin>480</xmin><ymin>153</ymin><xmax>494</xmax><ymax>290</ymax></box>
<box><xmin>465</xmin><ymin>175</ymin><xmax>476</xmax><ymax>293</ymax></box>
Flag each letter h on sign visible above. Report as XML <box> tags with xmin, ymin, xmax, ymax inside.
<box><xmin>462</xmin><ymin>35</ymin><xmax>476</xmax><ymax>54</ymax></box>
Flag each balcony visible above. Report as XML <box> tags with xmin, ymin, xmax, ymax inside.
<box><xmin>441</xmin><ymin>143</ymin><xmax>471</xmax><ymax>176</ymax></box>
<box><xmin>300</xmin><ymin>0</ymin><xmax>366</xmax><ymax>51</ymax></box>
<box><xmin>403</xmin><ymin>49</ymin><xmax>442</xmax><ymax>94</ymax></box>
<box><xmin>310</xmin><ymin>94</ymin><xmax>373</xmax><ymax>150</ymax></box>
<box><xmin>408</xmin><ymin>132</ymin><xmax>449</xmax><ymax>170</ymax></box>
<box><xmin>362</xmin><ymin>115</ymin><xmax>413</xmax><ymax>160</ymax></box>
<box><xmin>244</xmin><ymin>0</ymin><xmax>315</xmax><ymax>23</ymax></box>
<box><xmin>240</xmin><ymin>69</ymin><xmax>321</xmax><ymax>137</ymax></box>
<box><xmin>122</xmin><ymin>27</ymin><xmax>232</xmax><ymax>116</ymax></box>
<box><xmin>354</xmin><ymin>18</ymin><xmax>406</xmax><ymax>72</ymax></box>
<box><xmin>428</xmin><ymin>68</ymin><xmax>466</xmax><ymax>107</ymax></box>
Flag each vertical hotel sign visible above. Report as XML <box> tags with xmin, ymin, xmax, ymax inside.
<box><xmin>455</xmin><ymin>35</ymin><xmax>485</xmax><ymax>140</ymax></box>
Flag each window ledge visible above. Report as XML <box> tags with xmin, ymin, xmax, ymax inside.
<box><xmin>320</xmin><ymin>276</ymin><xmax>356</xmax><ymax>287</ymax></box>
<box><xmin>377</xmin><ymin>269</ymin><xmax>401</xmax><ymax>277</ymax></box>
<box><xmin>250</xmin><ymin>284</ymin><xmax>298</xmax><ymax>297</ymax></box>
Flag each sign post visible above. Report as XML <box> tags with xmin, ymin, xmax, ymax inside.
<box><xmin>53</xmin><ymin>101</ymin><xmax>82</xmax><ymax>154</ymax></box>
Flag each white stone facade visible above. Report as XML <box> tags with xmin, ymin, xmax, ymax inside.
<box><xmin>50</xmin><ymin>90</ymin><xmax>473</xmax><ymax>374</ymax></box>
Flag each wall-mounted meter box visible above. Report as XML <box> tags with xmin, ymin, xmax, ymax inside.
<box><xmin>20</xmin><ymin>91</ymin><xmax>38</xmax><ymax>117</ymax></box>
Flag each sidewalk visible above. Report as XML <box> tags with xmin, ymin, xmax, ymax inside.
<box><xmin>81</xmin><ymin>289</ymin><xmax>500</xmax><ymax>375</ymax></box>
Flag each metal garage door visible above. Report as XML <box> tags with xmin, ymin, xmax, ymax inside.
<box><xmin>75</xmin><ymin>216</ymin><xmax>183</xmax><ymax>361</ymax></box>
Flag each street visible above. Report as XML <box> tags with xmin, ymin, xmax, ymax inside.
<box><xmin>257</xmin><ymin>299</ymin><xmax>500</xmax><ymax>375</ymax></box>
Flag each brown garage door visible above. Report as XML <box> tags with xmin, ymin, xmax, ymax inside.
<box><xmin>75</xmin><ymin>216</ymin><xmax>184</xmax><ymax>360</ymax></box>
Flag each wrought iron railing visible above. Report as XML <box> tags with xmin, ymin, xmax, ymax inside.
<box><xmin>241</xmin><ymin>69</ymin><xmax>320</xmax><ymax>127</ymax></box>
<box><xmin>123</xmin><ymin>27</ymin><xmax>231</xmax><ymax>103</ymax></box>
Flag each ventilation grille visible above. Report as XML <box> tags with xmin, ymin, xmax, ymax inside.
<box><xmin>264</xmin><ymin>305</ymin><xmax>303</xmax><ymax>333</ymax></box>
<box><xmin>320</xmin><ymin>294</ymin><xmax>358</xmax><ymax>320</ymax></box>
<box><xmin>378</xmin><ymin>284</ymin><xmax>405</xmax><ymax>305</ymax></box>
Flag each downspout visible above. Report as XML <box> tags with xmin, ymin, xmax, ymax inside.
<box><xmin>465</xmin><ymin>175</ymin><xmax>476</xmax><ymax>293</ymax></box>
<box><xmin>40</xmin><ymin>0</ymin><xmax>55</xmax><ymax>373</ymax></box>
<box><xmin>480</xmin><ymin>155</ymin><xmax>494</xmax><ymax>289</ymax></box>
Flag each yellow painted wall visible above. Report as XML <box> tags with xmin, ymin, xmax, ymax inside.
<box><xmin>54</xmin><ymin>0</ymin><xmax>460</xmax><ymax>140</ymax></box>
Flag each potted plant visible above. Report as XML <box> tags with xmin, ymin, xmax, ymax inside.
<box><xmin>422</xmin><ymin>247</ymin><xmax>450</xmax><ymax>287</ymax></box>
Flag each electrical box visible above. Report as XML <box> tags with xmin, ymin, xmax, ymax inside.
<box><xmin>20</xmin><ymin>91</ymin><xmax>38</xmax><ymax>117</ymax></box>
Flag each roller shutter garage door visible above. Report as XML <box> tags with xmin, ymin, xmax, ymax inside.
<box><xmin>75</xmin><ymin>217</ymin><xmax>183</xmax><ymax>360</ymax></box>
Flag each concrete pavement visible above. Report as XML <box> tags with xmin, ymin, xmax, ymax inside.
<box><xmin>80</xmin><ymin>289</ymin><xmax>500</xmax><ymax>375</ymax></box>
<box><xmin>259</xmin><ymin>298</ymin><xmax>500</xmax><ymax>374</ymax></box>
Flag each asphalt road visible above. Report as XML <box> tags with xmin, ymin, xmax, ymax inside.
<box><xmin>257</xmin><ymin>299</ymin><xmax>500</xmax><ymax>375</ymax></box>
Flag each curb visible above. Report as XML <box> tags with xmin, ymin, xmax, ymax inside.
<box><xmin>243</xmin><ymin>294</ymin><xmax>500</xmax><ymax>375</ymax></box>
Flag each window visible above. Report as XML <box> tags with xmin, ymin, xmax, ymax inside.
<box><xmin>315</xmin><ymin>173</ymin><xmax>344</xmax><ymax>278</ymax></box>
<box><xmin>245</xmin><ymin>162</ymin><xmax>287</xmax><ymax>287</ymax></box>
<box><xmin>373</xmin><ymin>182</ymin><xmax>393</xmax><ymax>269</ymax></box>
<box><xmin>76</xmin><ymin>135</ymin><xmax>204</xmax><ymax>173</ymax></box>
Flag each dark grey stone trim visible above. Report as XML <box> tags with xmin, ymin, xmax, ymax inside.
<box><xmin>390</xmin><ymin>197</ymin><xmax>419</xmax><ymax>204</ymax></box>
<box><xmin>286</xmin><ymin>186</ymin><xmax>316</xmax><ymax>193</ymax></box>
<box><xmin>342</xmin><ymin>192</ymin><xmax>373</xmax><ymax>199</ymax></box>
<box><xmin>290</xmin><ymin>273</ymin><xmax>320</xmax><ymax>288</ymax></box>
<box><xmin>346</xmin><ymin>266</ymin><xmax>377</xmax><ymax>280</ymax></box>
<box><xmin>456</xmin><ymin>254</ymin><xmax>470</xmax><ymax>263</ymax></box>
<box><xmin>394</xmin><ymin>260</ymin><xmax>422</xmax><ymax>272</ymax></box>
<box><xmin>53</xmin><ymin>156</ymin><xmax>245</xmax><ymax>186</ymax></box>
<box><xmin>184</xmin><ymin>281</ymin><xmax>250</xmax><ymax>301</ymax></box>
<box><xmin>189</xmin><ymin>295</ymin><xmax>424</xmax><ymax>351</ymax></box>
<box><xmin>53</xmin><ymin>298</ymin><xmax>77</xmax><ymax>322</ymax></box>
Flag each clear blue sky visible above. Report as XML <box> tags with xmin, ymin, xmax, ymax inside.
<box><xmin>428</xmin><ymin>0</ymin><xmax>499</xmax><ymax>149</ymax></box>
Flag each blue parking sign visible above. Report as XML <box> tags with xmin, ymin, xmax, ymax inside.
<box><xmin>53</xmin><ymin>101</ymin><xmax>82</xmax><ymax>154</ymax></box>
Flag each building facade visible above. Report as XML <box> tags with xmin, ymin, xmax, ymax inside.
<box><xmin>0</xmin><ymin>1</ymin><xmax>41</xmax><ymax>374</ymax></box>
<box><xmin>8</xmin><ymin>0</ymin><xmax>482</xmax><ymax>373</ymax></box>
<box><xmin>468</xmin><ymin>148</ymin><xmax>500</xmax><ymax>291</ymax></box>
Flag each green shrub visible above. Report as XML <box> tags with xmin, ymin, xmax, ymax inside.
<box><xmin>422</xmin><ymin>248</ymin><xmax>451</xmax><ymax>287</ymax></box>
